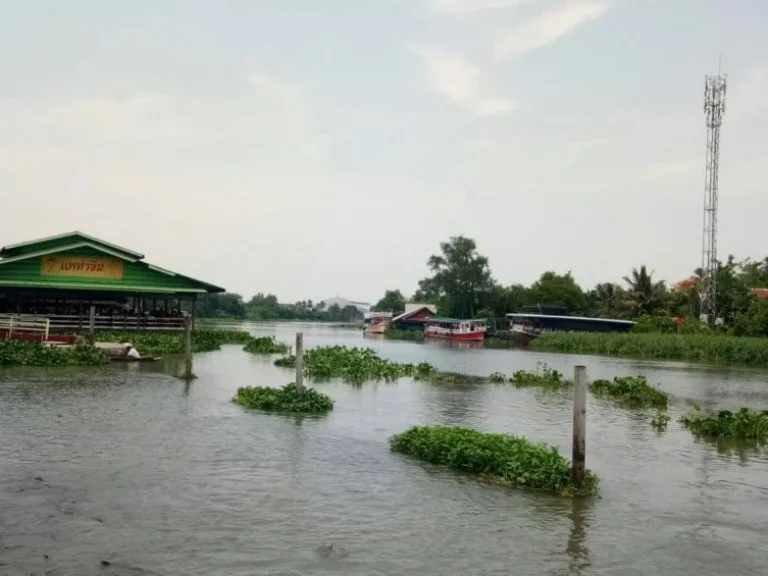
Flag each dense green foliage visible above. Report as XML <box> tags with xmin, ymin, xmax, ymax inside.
<box><xmin>390</xmin><ymin>426</ymin><xmax>598</xmax><ymax>497</ymax></box>
<box><xmin>510</xmin><ymin>364</ymin><xmax>570</xmax><ymax>389</ymax></box>
<box><xmin>488</xmin><ymin>372</ymin><xmax>507</xmax><ymax>383</ymax></box>
<box><xmin>93</xmin><ymin>329</ymin><xmax>252</xmax><ymax>356</ymax></box>
<box><xmin>234</xmin><ymin>384</ymin><xmax>333</xmax><ymax>414</ymax></box>
<box><xmin>243</xmin><ymin>336</ymin><xmax>289</xmax><ymax>355</ymax></box>
<box><xmin>681</xmin><ymin>407</ymin><xmax>768</xmax><ymax>440</ymax></box>
<box><xmin>590</xmin><ymin>376</ymin><xmax>668</xmax><ymax>409</ymax></box>
<box><xmin>384</xmin><ymin>327</ymin><xmax>425</xmax><ymax>341</ymax></box>
<box><xmin>650</xmin><ymin>411</ymin><xmax>671</xmax><ymax>431</ymax></box>
<box><xmin>195</xmin><ymin>292</ymin><xmax>248</xmax><ymax>319</ymax></box>
<box><xmin>532</xmin><ymin>332</ymin><xmax>768</xmax><ymax>366</ymax></box>
<box><xmin>245</xmin><ymin>294</ymin><xmax>363</xmax><ymax>323</ymax></box>
<box><xmin>373</xmin><ymin>290</ymin><xmax>406</xmax><ymax>313</ymax></box>
<box><xmin>0</xmin><ymin>340</ymin><xmax>109</xmax><ymax>366</ymax></box>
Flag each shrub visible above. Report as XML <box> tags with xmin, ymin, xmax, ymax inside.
<box><xmin>390</xmin><ymin>426</ymin><xmax>598</xmax><ymax>497</ymax></box>
<box><xmin>510</xmin><ymin>363</ymin><xmax>570</xmax><ymax>389</ymax></box>
<box><xmin>488</xmin><ymin>372</ymin><xmax>507</xmax><ymax>383</ymax></box>
<box><xmin>0</xmin><ymin>340</ymin><xmax>109</xmax><ymax>367</ymax></box>
<box><xmin>243</xmin><ymin>336</ymin><xmax>289</xmax><ymax>355</ymax></box>
<box><xmin>233</xmin><ymin>384</ymin><xmax>333</xmax><ymax>414</ymax></box>
<box><xmin>680</xmin><ymin>407</ymin><xmax>768</xmax><ymax>440</ymax></box>
<box><xmin>590</xmin><ymin>376</ymin><xmax>668</xmax><ymax>409</ymax></box>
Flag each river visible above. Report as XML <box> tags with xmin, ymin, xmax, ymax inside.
<box><xmin>1</xmin><ymin>322</ymin><xmax>766</xmax><ymax>575</ymax></box>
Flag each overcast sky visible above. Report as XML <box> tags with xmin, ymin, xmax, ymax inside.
<box><xmin>1</xmin><ymin>0</ymin><xmax>766</xmax><ymax>303</ymax></box>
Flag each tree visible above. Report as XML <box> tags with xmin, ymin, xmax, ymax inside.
<box><xmin>526</xmin><ymin>271</ymin><xmax>586</xmax><ymax>314</ymax></box>
<box><xmin>419</xmin><ymin>236</ymin><xmax>493</xmax><ymax>318</ymax></box>
<box><xmin>411</xmin><ymin>277</ymin><xmax>440</xmax><ymax>303</ymax></box>
<box><xmin>586</xmin><ymin>282</ymin><xmax>623</xmax><ymax>318</ymax></box>
<box><xmin>373</xmin><ymin>290</ymin><xmax>406</xmax><ymax>313</ymax></box>
<box><xmin>622</xmin><ymin>266</ymin><xmax>668</xmax><ymax>317</ymax></box>
<box><xmin>195</xmin><ymin>293</ymin><xmax>247</xmax><ymax>318</ymax></box>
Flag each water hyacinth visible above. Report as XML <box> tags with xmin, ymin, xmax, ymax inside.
<box><xmin>94</xmin><ymin>329</ymin><xmax>252</xmax><ymax>355</ymax></box>
<box><xmin>650</xmin><ymin>411</ymin><xmax>671</xmax><ymax>431</ymax></box>
<box><xmin>590</xmin><ymin>376</ymin><xmax>668</xmax><ymax>409</ymax></box>
<box><xmin>488</xmin><ymin>372</ymin><xmax>507</xmax><ymax>383</ymax></box>
<box><xmin>390</xmin><ymin>426</ymin><xmax>598</xmax><ymax>497</ymax></box>
<box><xmin>242</xmin><ymin>336</ymin><xmax>289</xmax><ymax>355</ymax></box>
<box><xmin>234</xmin><ymin>384</ymin><xmax>333</xmax><ymax>414</ymax></box>
<box><xmin>532</xmin><ymin>332</ymin><xmax>768</xmax><ymax>366</ymax></box>
<box><xmin>0</xmin><ymin>340</ymin><xmax>110</xmax><ymax>367</ymax></box>
<box><xmin>681</xmin><ymin>407</ymin><xmax>768</xmax><ymax>441</ymax></box>
<box><xmin>510</xmin><ymin>364</ymin><xmax>570</xmax><ymax>389</ymax></box>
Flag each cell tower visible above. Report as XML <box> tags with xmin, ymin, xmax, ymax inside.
<box><xmin>700</xmin><ymin>68</ymin><xmax>726</xmax><ymax>325</ymax></box>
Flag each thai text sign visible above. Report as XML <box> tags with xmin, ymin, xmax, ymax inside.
<box><xmin>41</xmin><ymin>256</ymin><xmax>124</xmax><ymax>280</ymax></box>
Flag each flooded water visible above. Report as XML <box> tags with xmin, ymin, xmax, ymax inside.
<box><xmin>1</xmin><ymin>322</ymin><xmax>767</xmax><ymax>576</ymax></box>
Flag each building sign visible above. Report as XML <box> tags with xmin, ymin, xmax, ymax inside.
<box><xmin>41</xmin><ymin>256</ymin><xmax>124</xmax><ymax>280</ymax></box>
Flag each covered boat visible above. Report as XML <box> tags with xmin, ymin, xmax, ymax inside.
<box><xmin>424</xmin><ymin>317</ymin><xmax>486</xmax><ymax>341</ymax></box>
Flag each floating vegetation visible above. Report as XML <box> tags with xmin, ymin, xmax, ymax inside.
<box><xmin>413</xmin><ymin>362</ymin><xmax>437</xmax><ymax>380</ymax></box>
<box><xmin>650</xmin><ymin>411</ymin><xmax>671</xmax><ymax>431</ymax></box>
<box><xmin>233</xmin><ymin>384</ymin><xmax>333</xmax><ymax>414</ymax></box>
<box><xmin>488</xmin><ymin>372</ymin><xmax>507</xmax><ymax>383</ymax></box>
<box><xmin>424</xmin><ymin>372</ymin><xmax>478</xmax><ymax>386</ymax></box>
<box><xmin>390</xmin><ymin>426</ymin><xmax>598</xmax><ymax>497</ymax></box>
<box><xmin>384</xmin><ymin>327</ymin><xmax>425</xmax><ymax>342</ymax></box>
<box><xmin>590</xmin><ymin>376</ymin><xmax>668</xmax><ymax>409</ymax></box>
<box><xmin>94</xmin><ymin>329</ymin><xmax>252</xmax><ymax>355</ymax></box>
<box><xmin>243</xmin><ymin>336</ymin><xmax>289</xmax><ymax>355</ymax></box>
<box><xmin>680</xmin><ymin>407</ymin><xmax>768</xmax><ymax>441</ymax></box>
<box><xmin>510</xmin><ymin>364</ymin><xmax>570</xmax><ymax>389</ymax></box>
<box><xmin>0</xmin><ymin>340</ymin><xmax>109</xmax><ymax>367</ymax></box>
<box><xmin>274</xmin><ymin>355</ymin><xmax>296</xmax><ymax>368</ymax></box>
<box><xmin>532</xmin><ymin>332</ymin><xmax>768</xmax><ymax>366</ymax></box>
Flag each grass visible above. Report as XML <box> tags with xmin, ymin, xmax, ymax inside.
<box><xmin>233</xmin><ymin>383</ymin><xmax>333</xmax><ymax>414</ymax></box>
<box><xmin>650</xmin><ymin>411</ymin><xmax>671</xmax><ymax>431</ymax></box>
<box><xmin>680</xmin><ymin>407</ymin><xmax>768</xmax><ymax>441</ymax></box>
<box><xmin>242</xmin><ymin>336</ymin><xmax>289</xmax><ymax>355</ymax></box>
<box><xmin>532</xmin><ymin>331</ymin><xmax>768</xmax><ymax>366</ymax></box>
<box><xmin>590</xmin><ymin>376</ymin><xmax>669</xmax><ymax>409</ymax></box>
<box><xmin>510</xmin><ymin>363</ymin><xmax>570</xmax><ymax>389</ymax></box>
<box><xmin>384</xmin><ymin>327</ymin><xmax>425</xmax><ymax>341</ymax></box>
<box><xmin>390</xmin><ymin>426</ymin><xmax>598</xmax><ymax>497</ymax></box>
<box><xmin>0</xmin><ymin>340</ymin><xmax>109</xmax><ymax>367</ymax></box>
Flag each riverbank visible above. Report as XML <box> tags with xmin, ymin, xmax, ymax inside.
<box><xmin>531</xmin><ymin>332</ymin><xmax>768</xmax><ymax>366</ymax></box>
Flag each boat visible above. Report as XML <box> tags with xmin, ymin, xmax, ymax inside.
<box><xmin>110</xmin><ymin>356</ymin><xmax>162</xmax><ymax>363</ymax></box>
<box><xmin>506</xmin><ymin>313</ymin><xmax>635</xmax><ymax>346</ymax></box>
<box><xmin>424</xmin><ymin>317</ymin><xmax>486</xmax><ymax>341</ymax></box>
<box><xmin>364</xmin><ymin>312</ymin><xmax>393</xmax><ymax>334</ymax></box>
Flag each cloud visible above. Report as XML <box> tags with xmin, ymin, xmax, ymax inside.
<box><xmin>426</xmin><ymin>0</ymin><xmax>530</xmax><ymax>14</ymax></box>
<box><xmin>412</xmin><ymin>45</ymin><xmax>518</xmax><ymax>115</ymax></box>
<box><xmin>495</xmin><ymin>0</ymin><xmax>612</xmax><ymax>60</ymax></box>
<box><xmin>641</xmin><ymin>159</ymin><xmax>700</xmax><ymax>181</ymax></box>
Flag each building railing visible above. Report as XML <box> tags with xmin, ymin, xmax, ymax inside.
<box><xmin>0</xmin><ymin>314</ymin><xmax>51</xmax><ymax>340</ymax></box>
<box><xmin>47</xmin><ymin>314</ymin><xmax>187</xmax><ymax>332</ymax></box>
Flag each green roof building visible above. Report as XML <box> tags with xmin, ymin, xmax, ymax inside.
<box><xmin>0</xmin><ymin>231</ymin><xmax>224</xmax><ymax>329</ymax></box>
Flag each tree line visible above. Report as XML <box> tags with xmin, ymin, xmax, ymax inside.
<box><xmin>370</xmin><ymin>236</ymin><xmax>768</xmax><ymax>337</ymax></box>
<box><xmin>195</xmin><ymin>292</ymin><xmax>364</xmax><ymax>323</ymax></box>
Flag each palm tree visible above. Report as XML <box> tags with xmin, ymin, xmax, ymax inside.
<box><xmin>623</xmin><ymin>266</ymin><xmax>667</xmax><ymax>317</ymax></box>
<box><xmin>593</xmin><ymin>282</ymin><xmax>621</xmax><ymax>317</ymax></box>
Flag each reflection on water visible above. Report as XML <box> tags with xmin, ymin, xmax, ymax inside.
<box><xmin>0</xmin><ymin>322</ymin><xmax>767</xmax><ymax>576</ymax></box>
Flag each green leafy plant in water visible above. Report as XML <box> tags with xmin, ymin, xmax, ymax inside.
<box><xmin>93</xmin><ymin>329</ymin><xmax>252</xmax><ymax>355</ymax></box>
<box><xmin>590</xmin><ymin>376</ymin><xmax>668</xmax><ymax>409</ymax></box>
<box><xmin>233</xmin><ymin>383</ymin><xmax>333</xmax><ymax>414</ymax></box>
<box><xmin>650</xmin><ymin>411</ymin><xmax>671</xmax><ymax>431</ymax></box>
<box><xmin>510</xmin><ymin>363</ymin><xmax>570</xmax><ymax>389</ymax></box>
<box><xmin>680</xmin><ymin>407</ymin><xmax>768</xmax><ymax>441</ymax></box>
<box><xmin>243</xmin><ymin>336</ymin><xmax>289</xmax><ymax>355</ymax></box>
<box><xmin>0</xmin><ymin>340</ymin><xmax>109</xmax><ymax>367</ymax></box>
<box><xmin>390</xmin><ymin>426</ymin><xmax>598</xmax><ymax>497</ymax></box>
<box><xmin>488</xmin><ymin>372</ymin><xmax>507</xmax><ymax>383</ymax></box>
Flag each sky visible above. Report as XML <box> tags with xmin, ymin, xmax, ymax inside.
<box><xmin>1</xmin><ymin>0</ymin><xmax>767</xmax><ymax>304</ymax></box>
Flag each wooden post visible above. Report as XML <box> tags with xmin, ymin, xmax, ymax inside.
<box><xmin>183</xmin><ymin>315</ymin><xmax>194</xmax><ymax>380</ymax></box>
<box><xmin>572</xmin><ymin>365</ymin><xmax>587</xmax><ymax>488</ymax></box>
<box><xmin>295</xmin><ymin>332</ymin><xmax>304</xmax><ymax>394</ymax></box>
<box><xmin>88</xmin><ymin>305</ymin><xmax>96</xmax><ymax>337</ymax></box>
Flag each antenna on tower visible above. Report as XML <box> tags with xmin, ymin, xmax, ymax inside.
<box><xmin>700</xmin><ymin>65</ymin><xmax>726</xmax><ymax>326</ymax></box>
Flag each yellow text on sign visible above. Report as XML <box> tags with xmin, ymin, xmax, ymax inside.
<box><xmin>41</xmin><ymin>256</ymin><xmax>124</xmax><ymax>280</ymax></box>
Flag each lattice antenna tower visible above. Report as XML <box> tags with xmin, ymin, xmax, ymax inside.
<box><xmin>701</xmin><ymin>67</ymin><xmax>726</xmax><ymax>325</ymax></box>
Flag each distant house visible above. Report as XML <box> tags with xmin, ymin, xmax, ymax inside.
<box><xmin>751</xmin><ymin>288</ymin><xmax>768</xmax><ymax>300</ymax></box>
<box><xmin>391</xmin><ymin>305</ymin><xmax>436</xmax><ymax>332</ymax></box>
<box><xmin>321</xmin><ymin>296</ymin><xmax>370</xmax><ymax>313</ymax></box>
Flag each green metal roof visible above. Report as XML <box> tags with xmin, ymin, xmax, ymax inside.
<box><xmin>0</xmin><ymin>233</ymin><xmax>225</xmax><ymax>294</ymax></box>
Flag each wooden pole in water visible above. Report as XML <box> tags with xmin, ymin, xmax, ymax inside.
<box><xmin>88</xmin><ymin>305</ymin><xmax>96</xmax><ymax>337</ymax></box>
<box><xmin>295</xmin><ymin>332</ymin><xmax>304</xmax><ymax>394</ymax></box>
<box><xmin>572</xmin><ymin>365</ymin><xmax>587</xmax><ymax>488</ymax></box>
<box><xmin>183</xmin><ymin>315</ymin><xmax>194</xmax><ymax>380</ymax></box>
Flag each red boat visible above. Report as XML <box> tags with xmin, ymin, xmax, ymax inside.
<box><xmin>424</xmin><ymin>317</ymin><xmax>486</xmax><ymax>341</ymax></box>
